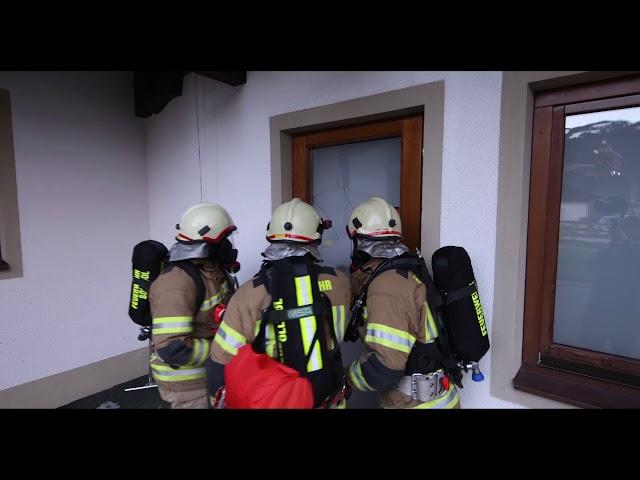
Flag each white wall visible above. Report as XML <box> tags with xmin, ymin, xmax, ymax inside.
<box><xmin>0</xmin><ymin>72</ymin><xmax>147</xmax><ymax>391</ymax></box>
<box><xmin>145</xmin><ymin>71</ymin><xmax>525</xmax><ymax>408</ymax></box>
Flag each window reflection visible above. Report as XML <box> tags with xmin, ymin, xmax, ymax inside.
<box><xmin>554</xmin><ymin>106</ymin><xmax>640</xmax><ymax>359</ymax></box>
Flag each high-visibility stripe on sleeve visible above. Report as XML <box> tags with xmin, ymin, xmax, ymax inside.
<box><xmin>424</xmin><ymin>303</ymin><xmax>438</xmax><ymax>342</ymax></box>
<box><xmin>187</xmin><ymin>338</ymin><xmax>210</xmax><ymax>367</ymax></box>
<box><xmin>213</xmin><ymin>321</ymin><xmax>246</xmax><ymax>356</ymax></box>
<box><xmin>152</xmin><ymin>316</ymin><xmax>193</xmax><ymax>334</ymax></box>
<box><xmin>348</xmin><ymin>360</ymin><xmax>375</xmax><ymax>392</ymax></box>
<box><xmin>200</xmin><ymin>282</ymin><xmax>230</xmax><ymax>311</ymax></box>
<box><xmin>332</xmin><ymin>305</ymin><xmax>346</xmax><ymax>342</ymax></box>
<box><xmin>150</xmin><ymin>363</ymin><xmax>206</xmax><ymax>382</ymax></box>
<box><xmin>364</xmin><ymin>323</ymin><xmax>416</xmax><ymax>354</ymax></box>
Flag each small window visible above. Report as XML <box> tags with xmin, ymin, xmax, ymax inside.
<box><xmin>514</xmin><ymin>75</ymin><xmax>640</xmax><ymax>408</ymax></box>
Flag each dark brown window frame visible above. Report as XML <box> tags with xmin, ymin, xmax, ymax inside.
<box><xmin>291</xmin><ymin>113</ymin><xmax>424</xmax><ymax>252</ymax></box>
<box><xmin>513</xmin><ymin>74</ymin><xmax>640</xmax><ymax>408</ymax></box>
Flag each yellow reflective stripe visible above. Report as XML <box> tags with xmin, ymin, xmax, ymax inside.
<box><xmin>265</xmin><ymin>323</ymin><xmax>275</xmax><ymax>358</ymax></box>
<box><xmin>294</xmin><ymin>275</ymin><xmax>313</xmax><ymax>306</ymax></box>
<box><xmin>411</xmin><ymin>386</ymin><xmax>460</xmax><ymax>409</ymax></box>
<box><xmin>411</xmin><ymin>272</ymin><xmax>422</xmax><ymax>284</ymax></box>
<box><xmin>152</xmin><ymin>316</ymin><xmax>193</xmax><ymax>324</ymax></box>
<box><xmin>348</xmin><ymin>361</ymin><xmax>374</xmax><ymax>391</ymax></box>
<box><xmin>300</xmin><ymin>315</ymin><xmax>323</xmax><ymax>372</ymax></box>
<box><xmin>294</xmin><ymin>274</ymin><xmax>322</xmax><ymax>372</ymax></box>
<box><xmin>254</xmin><ymin>319</ymin><xmax>261</xmax><ymax>338</ymax></box>
<box><xmin>150</xmin><ymin>363</ymin><xmax>206</xmax><ymax>382</ymax></box>
<box><xmin>363</xmin><ymin>306</ymin><xmax>368</xmax><ymax>320</ymax></box>
<box><xmin>188</xmin><ymin>338</ymin><xmax>210</xmax><ymax>367</ymax></box>
<box><xmin>200</xmin><ymin>282</ymin><xmax>230</xmax><ymax>311</ymax></box>
<box><xmin>424</xmin><ymin>303</ymin><xmax>438</xmax><ymax>341</ymax></box>
<box><xmin>214</xmin><ymin>321</ymin><xmax>246</xmax><ymax>356</ymax></box>
<box><xmin>365</xmin><ymin>323</ymin><xmax>416</xmax><ymax>353</ymax></box>
<box><xmin>152</xmin><ymin>316</ymin><xmax>193</xmax><ymax>334</ymax></box>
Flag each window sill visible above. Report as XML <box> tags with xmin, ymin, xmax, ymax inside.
<box><xmin>513</xmin><ymin>363</ymin><xmax>640</xmax><ymax>409</ymax></box>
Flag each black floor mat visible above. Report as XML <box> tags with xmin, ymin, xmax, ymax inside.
<box><xmin>59</xmin><ymin>376</ymin><xmax>171</xmax><ymax>409</ymax></box>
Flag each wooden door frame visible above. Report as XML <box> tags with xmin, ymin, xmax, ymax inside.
<box><xmin>291</xmin><ymin>113</ymin><xmax>424</xmax><ymax>252</ymax></box>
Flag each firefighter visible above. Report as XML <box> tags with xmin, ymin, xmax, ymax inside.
<box><xmin>149</xmin><ymin>203</ymin><xmax>238</xmax><ymax>409</ymax></box>
<box><xmin>345</xmin><ymin>196</ymin><xmax>461</xmax><ymax>409</ymax></box>
<box><xmin>205</xmin><ymin>198</ymin><xmax>351</xmax><ymax>408</ymax></box>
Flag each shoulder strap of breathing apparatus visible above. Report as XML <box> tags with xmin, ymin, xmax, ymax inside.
<box><xmin>167</xmin><ymin>260</ymin><xmax>207</xmax><ymax>313</ymax></box>
<box><xmin>252</xmin><ymin>256</ymin><xmax>345</xmax><ymax>407</ymax></box>
<box><xmin>345</xmin><ymin>252</ymin><xmax>464</xmax><ymax>388</ymax></box>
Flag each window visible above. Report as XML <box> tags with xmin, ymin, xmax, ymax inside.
<box><xmin>514</xmin><ymin>75</ymin><xmax>640</xmax><ymax>408</ymax></box>
<box><xmin>291</xmin><ymin>113</ymin><xmax>424</xmax><ymax>260</ymax></box>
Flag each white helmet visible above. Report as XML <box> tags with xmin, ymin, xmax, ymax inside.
<box><xmin>176</xmin><ymin>203</ymin><xmax>236</xmax><ymax>244</ymax></box>
<box><xmin>347</xmin><ymin>196</ymin><xmax>402</xmax><ymax>240</ymax></box>
<box><xmin>266</xmin><ymin>198</ymin><xmax>330</xmax><ymax>244</ymax></box>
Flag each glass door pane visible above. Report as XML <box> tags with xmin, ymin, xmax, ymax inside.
<box><xmin>312</xmin><ymin>136</ymin><xmax>402</xmax><ymax>407</ymax></box>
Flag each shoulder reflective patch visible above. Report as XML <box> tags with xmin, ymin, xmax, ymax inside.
<box><xmin>318</xmin><ymin>279</ymin><xmax>333</xmax><ymax>292</ymax></box>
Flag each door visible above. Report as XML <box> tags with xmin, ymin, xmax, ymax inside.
<box><xmin>292</xmin><ymin>114</ymin><xmax>424</xmax><ymax>407</ymax></box>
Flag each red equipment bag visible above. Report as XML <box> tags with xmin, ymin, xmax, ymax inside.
<box><xmin>224</xmin><ymin>344</ymin><xmax>315</xmax><ymax>409</ymax></box>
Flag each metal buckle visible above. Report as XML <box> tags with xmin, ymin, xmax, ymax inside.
<box><xmin>410</xmin><ymin>372</ymin><xmax>445</xmax><ymax>402</ymax></box>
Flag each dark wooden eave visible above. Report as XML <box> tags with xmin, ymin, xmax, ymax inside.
<box><xmin>134</xmin><ymin>71</ymin><xmax>246</xmax><ymax>118</ymax></box>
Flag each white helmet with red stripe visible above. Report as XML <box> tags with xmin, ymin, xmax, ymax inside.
<box><xmin>176</xmin><ymin>203</ymin><xmax>236</xmax><ymax>244</ymax></box>
<box><xmin>347</xmin><ymin>196</ymin><xmax>402</xmax><ymax>240</ymax></box>
<box><xmin>267</xmin><ymin>198</ymin><xmax>330</xmax><ymax>244</ymax></box>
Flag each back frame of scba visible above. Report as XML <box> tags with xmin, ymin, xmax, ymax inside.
<box><xmin>124</xmin><ymin>240</ymin><xmax>240</xmax><ymax>394</ymax></box>
<box><xmin>345</xmin><ymin>247</ymin><xmax>489</xmax><ymax>387</ymax></box>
